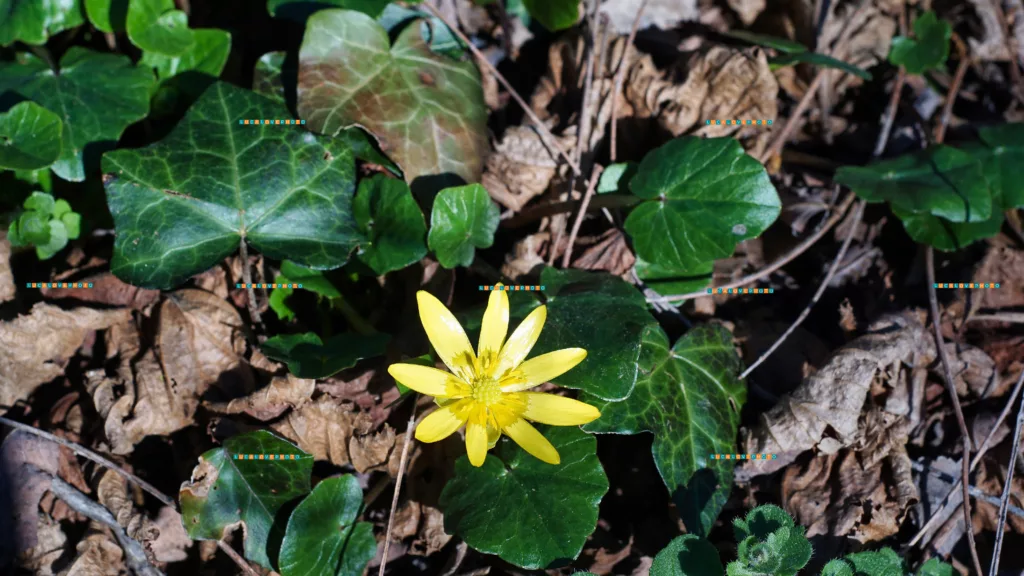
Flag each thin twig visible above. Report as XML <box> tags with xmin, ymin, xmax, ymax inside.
<box><xmin>420</xmin><ymin>3</ymin><xmax>581</xmax><ymax>176</ymax></box>
<box><xmin>238</xmin><ymin>237</ymin><xmax>263</xmax><ymax>329</ymax></box>
<box><xmin>925</xmin><ymin>247</ymin><xmax>985</xmax><ymax>576</ymax></box>
<box><xmin>989</xmin><ymin>375</ymin><xmax>1024</xmax><ymax>575</ymax></box>
<box><xmin>874</xmin><ymin>69</ymin><xmax>906</xmax><ymax>157</ymax></box>
<box><xmin>910</xmin><ymin>369</ymin><xmax>1024</xmax><ymax>548</ymax></box>
<box><xmin>377</xmin><ymin>401</ymin><xmax>418</xmax><ymax>576</ymax></box>
<box><xmin>646</xmin><ymin>192</ymin><xmax>856</xmax><ymax>304</ymax></box>
<box><xmin>990</xmin><ymin>0</ymin><xmax>1024</xmax><ymax>99</ymax></box>
<box><xmin>760</xmin><ymin>71</ymin><xmax>826</xmax><ymax>163</ymax></box>
<box><xmin>934</xmin><ymin>33</ymin><xmax>969</xmax><ymax>145</ymax></box>
<box><xmin>562</xmin><ymin>165</ymin><xmax>604</xmax><ymax>268</ymax></box>
<box><xmin>0</xmin><ymin>416</ymin><xmax>260</xmax><ymax>576</ymax></box>
<box><xmin>740</xmin><ymin>200</ymin><xmax>865</xmax><ymax>380</ymax></box>
<box><xmin>501</xmin><ymin>193</ymin><xmax>639</xmax><ymax>227</ymax></box>
<box><xmin>911</xmin><ymin>460</ymin><xmax>1024</xmax><ymax>519</ymax></box>
<box><xmin>608</xmin><ymin>0</ymin><xmax>649</xmax><ymax>163</ymax></box>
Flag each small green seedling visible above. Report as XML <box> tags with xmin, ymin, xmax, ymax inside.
<box><xmin>7</xmin><ymin>192</ymin><xmax>81</xmax><ymax>260</ymax></box>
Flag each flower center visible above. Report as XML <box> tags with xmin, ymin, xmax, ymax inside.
<box><xmin>470</xmin><ymin>375</ymin><xmax>502</xmax><ymax>406</ymax></box>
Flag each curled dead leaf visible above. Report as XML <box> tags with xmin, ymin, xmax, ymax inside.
<box><xmin>15</xmin><ymin>514</ymin><xmax>66</xmax><ymax>575</ymax></box>
<box><xmin>481</xmin><ymin>126</ymin><xmax>576</xmax><ymax>211</ymax></box>
<box><xmin>349</xmin><ymin>424</ymin><xmax>397</xmax><ymax>474</ymax></box>
<box><xmin>150</xmin><ymin>506</ymin><xmax>191</xmax><ymax>563</ymax></box>
<box><xmin>0</xmin><ymin>430</ymin><xmax>60</xmax><ymax>554</ymax></box>
<box><xmin>271</xmin><ymin>398</ymin><xmax>373</xmax><ymax>466</ymax></box>
<box><xmin>0</xmin><ymin>233</ymin><xmax>13</xmax><ymax>304</ymax></box>
<box><xmin>206</xmin><ymin>373</ymin><xmax>315</xmax><ymax>421</ymax></box>
<box><xmin>41</xmin><ymin>272</ymin><xmax>160</xmax><ymax>310</ymax></box>
<box><xmin>96</xmin><ymin>470</ymin><xmax>160</xmax><ymax>561</ymax></box>
<box><xmin>65</xmin><ymin>529</ymin><xmax>126</xmax><ymax>576</ymax></box>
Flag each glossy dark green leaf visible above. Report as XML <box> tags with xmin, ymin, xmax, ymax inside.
<box><xmin>438</xmin><ymin>426</ymin><xmax>608</xmax><ymax>569</ymax></box>
<box><xmin>889</xmin><ymin>11</ymin><xmax>951</xmax><ymax>74</ymax></box>
<box><xmin>650</xmin><ymin>535</ymin><xmax>725</xmax><ymax>576</ymax></box>
<box><xmin>770</xmin><ymin>52</ymin><xmax>872</xmax><ymax>80</ymax></box>
<box><xmin>140</xmin><ymin>28</ymin><xmax>231</xmax><ymax>105</ymax></box>
<box><xmin>634</xmin><ymin>255</ymin><xmax>713</xmax><ymax>295</ymax></box>
<box><xmin>0</xmin><ymin>48</ymin><xmax>154</xmax><ymax>182</ymax></box>
<box><xmin>102</xmin><ymin>81</ymin><xmax>363</xmax><ymax>289</ymax></box>
<box><xmin>582</xmin><ymin>324</ymin><xmax>746</xmax><ymax>535</ymax></box>
<box><xmin>279</xmin><ymin>475</ymin><xmax>377</xmax><ymax>576</ymax></box>
<box><xmin>269</xmin><ymin>261</ymin><xmax>341</xmax><ymax>321</ymax></box>
<box><xmin>427</xmin><ymin>184</ymin><xmax>499</xmax><ymax>268</ymax></box>
<box><xmin>721</xmin><ymin>30</ymin><xmax>807</xmax><ymax>54</ymax></box>
<box><xmin>624</xmin><ymin>137</ymin><xmax>781</xmax><ymax>271</ymax></box>
<box><xmin>835</xmin><ymin>145</ymin><xmax>991</xmax><ymax>223</ymax></box>
<box><xmin>261</xmin><ymin>331</ymin><xmax>390</xmax><ymax>379</ymax></box>
<box><xmin>0</xmin><ymin>101</ymin><xmax>63</xmax><ymax>171</ymax></box>
<box><xmin>179</xmin><ymin>430</ymin><xmax>313</xmax><ymax>569</ymax></box>
<box><xmin>354</xmin><ymin>174</ymin><xmax>427</xmax><ymax>274</ymax></box>
<box><xmin>521</xmin><ymin>0</ymin><xmax>578</xmax><ymax>31</ymax></box>
<box><xmin>297</xmin><ymin>9</ymin><xmax>488</xmax><ymax>184</ymax></box>
<box><xmin>126</xmin><ymin>0</ymin><xmax>195</xmax><ymax>56</ymax></box>
<box><xmin>0</xmin><ymin>0</ymin><xmax>85</xmax><ymax>46</ymax></box>
<box><xmin>268</xmin><ymin>0</ymin><xmax>391</xmax><ymax>21</ymax></box>
<box><xmin>977</xmin><ymin>123</ymin><xmax>1024</xmax><ymax>209</ymax></box>
<box><xmin>84</xmin><ymin>0</ymin><xmax>129</xmax><ymax>33</ymax></box>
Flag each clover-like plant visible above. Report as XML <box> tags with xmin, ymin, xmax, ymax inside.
<box><xmin>7</xmin><ymin>192</ymin><xmax>81</xmax><ymax>260</ymax></box>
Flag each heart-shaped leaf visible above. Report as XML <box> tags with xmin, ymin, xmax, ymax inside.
<box><xmin>297</xmin><ymin>9</ymin><xmax>488</xmax><ymax>184</ymax></box>
<box><xmin>126</xmin><ymin>0</ymin><xmax>195</xmax><ymax>56</ymax></box>
<box><xmin>624</xmin><ymin>137</ymin><xmax>781</xmax><ymax>273</ymax></box>
<box><xmin>140</xmin><ymin>28</ymin><xmax>232</xmax><ymax>107</ymax></box>
<box><xmin>269</xmin><ymin>0</ymin><xmax>391</xmax><ymax>21</ymax></box>
<box><xmin>102</xmin><ymin>81</ymin><xmax>364</xmax><ymax>289</ymax></box>
<box><xmin>0</xmin><ymin>48</ymin><xmax>154</xmax><ymax>181</ymax></box>
<box><xmin>0</xmin><ymin>0</ymin><xmax>85</xmax><ymax>46</ymax></box>
<box><xmin>835</xmin><ymin>145</ymin><xmax>991</xmax><ymax>223</ymax></box>
<box><xmin>521</xmin><ymin>0</ymin><xmax>578</xmax><ymax>31</ymax></box>
<box><xmin>279</xmin><ymin>475</ymin><xmax>377</xmax><ymax>576</ymax></box>
<box><xmin>261</xmin><ymin>331</ymin><xmax>390</xmax><ymax>379</ymax></box>
<box><xmin>35</xmin><ymin>219</ymin><xmax>69</xmax><ymax>260</ymax></box>
<box><xmin>0</xmin><ymin>101</ymin><xmax>62</xmax><ymax>170</ymax></box>
<box><xmin>85</xmin><ymin>0</ymin><xmax>129</xmax><ymax>33</ymax></box>
<box><xmin>651</xmin><ymin>535</ymin><xmax>725</xmax><ymax>576</ymax></box>
<box><xmin>582</xmin><ymin>324</ymin><xmax>746</xmax><ymax>535</ymax></box>
<box><xmin>888</xmin><ymin>11</ymin><xmax>951</xmax><ymax>75</ymax></box>
<box><xmin>438</xmin><ymin>426</ymin><xmax>608</xmax><ymax>569</ymax></box>
<box><xmin>354</xmin><ymin>174</ymin><xmax>427</xmax><ymax>274</ymax></box>
<box><xmin>427</xmin><ymin>183</ymin><xmax>499</xmax><ymax>268</ymax></box>
<box><xmin>634</xmin><ymin>255</ymin><xmax>713</xmax><ymax>295</ymax></box>
<box><xmin>180</xmin><ymin>430</ymin><xmax>313</xmax><ymax>569</ymax></box>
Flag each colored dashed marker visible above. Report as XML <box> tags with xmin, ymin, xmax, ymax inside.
<box><xmin>707</xmin><ymin>288</ymin><xmax>774</xmax><ymax>294</ymax></box>
<box><xmin>933</xmin><ymin>283</ymin><xmax>999</xmax><ymax>288</ymax></box>
<box><xmin>233</xmin><ymin>454</ymin><xmax>304</xmax><ymax>460</ymax></box>
<box><xmin>711</xmin><ymin>454</ymin><xmax>778</xmax><ymax>460</ymax></box>
<box><xmin>479</xmin><ymin>285</ymin><xmax>545</xmax><ymax>291</ymax></box>
<box><xmin>706</xmin><ymin>119</ymin><xmax>773</xmax><ymax>126</ymax></box>
<box><xmin>26</xmin><ymin>282</ymin><xmax>94</xmax><ymax>289</ymax></box>
<box><xmin>239</xmin><ymin>119</ymin><xmax>306</xmax><ymax>125</ymax></box>
<box><xmin>236</xmin><ymin>283</ymin><xmax>303</xmax><ymax>289</ymax></box>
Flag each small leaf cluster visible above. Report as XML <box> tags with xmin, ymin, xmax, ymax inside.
<box><xmin>7</xmin><ymin>192</ymin><xmax>81</xmax><ymax>260</ymax></box>
<box><xmin>888</xmin><ymin>11</ymin><xmax>951</xmax><ymax>75</ymax></box>
<box><xmin>650</xmin><ymin>504</ymin><xmax>954</xmax><ymax>576</ymax></box>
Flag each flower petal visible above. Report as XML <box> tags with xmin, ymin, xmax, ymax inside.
<box><xmin>465</xmin><ymin>410</ymin><xmax>489</xmax><ymax>467</ymax></box>
<box><xmin>502</xmin><ymin>418</ymin><xmax>560</xmax><ymax>464</ymax></box>
<box><xmin>417</xmin><ymin>291</ymin><xmax>476</xmax><ymax>378</ymax></box>
<box><xmin>388</xmin><ymin>363</ymin><xmax>469</xmax><ymax>398</ymax></box>
<box><xmin>476</xmin><ymin>286</ymin><xmax>509</xmax><ymax>374</ymax></box>
<box><xmin>415</xmin><ymin>399</ymin><xmax>471</xmax><ymax>443</ymax></box>
<box><xmin>500</xmin><ymin>348</ymin><xmax>587</xmax><ymax>392</ymax></box>
<box><xmin>494</xmin><ymin>305</ymin><xmax>547</xmax><ymax>377</ymax></box>
<box><xmin>522</xmin><ymin>392</ymin><xmax>601</xmax><ymax>425</ymax></box>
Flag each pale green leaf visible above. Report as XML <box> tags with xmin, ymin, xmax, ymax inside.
<box><xmin>84</xmin><ymin>0</ymin><xmax>128</xmax><ymax>32</ymax></box>
<box><xmin>126</xmin><ymin>0</ymin><xmax>195</xmax><ymax>56</ymax></box>
<box><xmin>35</xmin><ymin>218</ymin><xmax>68</xmax><ymax>260</ymax></box>
<box><xmin>427</xmin><ymin>183</ymin><xmax>499</xmax><ymax>268</ymax></box>
<box><xmin>0</xmin><ymin>0</ymin><xmax>85</xmax><ymax>46</ymax></box>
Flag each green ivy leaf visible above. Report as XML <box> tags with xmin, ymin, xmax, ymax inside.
<box><xmin>85</xmin><ymin>0</ymin><xmax>129</xmax><ymax>33</ymax></box>
<box><xmin>582</xmin><ymin>324</ymin><xmax>745</xmax><ymax>535</ymax></box>
<box><xmin>377</xmin><ymin>4</ymin><xmax>463</xmax><ymax>58</ymax></box>
<box><xmin>521</xmin><ymin>0</ymin><xmax>578</xmax><ymax>31</ymax></box>
<box><xmin>253</xmin><ymin>51</ymin><xmax>290</xmax><ymax>104</ymax></box>
<box><xmin>840</xmin><ymin>549</ymin><xmax>904</xmax><ymax>576</ymax></box>
<box><xmin>770</xmin><ymin>52</ymin><xmax>872</xmax><ymax>80</ymax></box>
<box><xmin>624</xmin><ymin>137</ymin><xmax>781</xmax><ymax>272</ymax></box>
<box><xmin>35</xmin><ymin>218</ymin><xmax>68</xmax><ymax>260</ymax></box>
<box><xmin>180</xmin><ymin>430</ymin><xmax>313</xmax><ymax>569</ymax></box>
<box><xmin>633</xmin><ymin>255</ymin><xmax>713</xmax><ymax>295</ymax></box>
<box><xmin>279</xmin><ymin>475</ymin><xmax>377</xmax><ymax>576</ymax></box>
<box><xmin>102</xmin><ymin>81</ymin><xmax>363</xmax><ymax>289</ymax></box>
<box><xmin>889</xmin><ymin>11</ymin><xmax>951</xmax><ymax>75</ymax></box>
<box><xmin>261</xmin><ymin>331</ymin><xmax>390</xmax><ymax>379</ymax></box>
<box><xmin>427</xmin><ymin>184</ymin><xmax>499</xmax><ymax>268</ymax></box>
<box><xmin>126</xmin><ymin>0</ymin><xmax>195</xmax><ymax>56</ymax></box>
<box><xmin>0</xmin><ymin>0</ymin><xmax>85</xmax><ymax>46</ymax></box>
<box><xmin>297</xmin><ymin>9</ymin><xmax>489</xmax><ymax>184</ymax></box>
<box><xmin>268</xmin><ymin>0</ymin><xmax>392</xmax><ymax>21</ymax></box>
<box><xmin>438</xmin><ymin>426</ymin><xmax>608</xmax><ymax>569</ymax></box>
<box><xmin>835</xmin><ymin>145</ymin><xmax>991</xmax><ymax>223</ymax></box>
<box><xmin>0</xmin><ymin>101</ymin><xmax>63</xmax><ymax>171</ymax></box>
<box><xmin>0</xmin><ymin>48</ymin><xmax>155</xmax><ymax>182</ymax></box>
<box><xmin>650</xmin><ymin>535</ymin><xmax>725</xmax><ymax>576</ymax></box>
<box><xmin>140</xmin><ymin>28</ymin><xmax>232</xmax><ymax>110</ymax></box>
<box><xmin>354</xmin><ymin>174</ymin><xmax>427</xmax><ymax>274</ymax></box>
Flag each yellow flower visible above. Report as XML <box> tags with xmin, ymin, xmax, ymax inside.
<box><xmin>387</xmin><ymin>286</ymin><xmax>600</xmax><ymax>467</ymax></box>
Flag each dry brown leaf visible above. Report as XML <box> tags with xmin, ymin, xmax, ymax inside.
<box><xmin>319</xmin><ymin>369</ymin><xmax>399</xmax><ymax>428</ymax></box>
<box><xmin>0</xmin><ymin>430</ymin><xmax>60</xmax><ymax>554</ymax></box>
<box><xmin>740</xmin><ymin>313</ymin><xmax>932</xmax><ymax>477</ymax></box>
<box><xmin>391</xmin><ymin>501</ymin><xmax>420</xmax><ymax>541</ymax></box>
<box><xmin>0</xmin><ymin>304</ymin><xmax>130</xmax><ymax>408</ymax></box>
<box><xmin>409</xmin><ymin>504</ymin><xmax>451</xmax><ymax>556</ymax></box>
<box><xmin>65</xmin><ymin>529</ymin><xmax>126</xmax><ymax>576</ymax></box>
<box><xmin>572</xmin><ymin>229</ymin><xmax>636</xmax><ymax>277</ymax></box>
<box><xmin>271</xmin><ymin>398</ymin><xmax>373</xmax><ymax>466</ymax></box>
<box><xmin>502</xmin><ymin>232</ymin><xmax>548</xmax><ymax>280</ymax></box>
<box><xmin>728</xmin><ymin>0</ymin><xmax>767</xmax><ymax>26</ymax></box>
<box><xmin>0</xmin><ymin>233</ymin><xmax>14</xmax><ymax>304</ymax></box>
<box><xmin>16</xmin><ymin>514</ymin><xmax>67</xmax><ymax>575</ymax></box>
<box><xmin>602</xmin><ymin>0</ymin><xmax>698</xmax><ymax>33</ymax></box>
<box><xmin>349</xmin><ymin>424</ymin><xmax>397</xmax><ymax>474</ymax></box>
<box><xmin>965</xmin><ymin>0</ymin><xmax>1014</xmax><ymax>61</ymax></box>
<box><xmin>206</xmin><ymin>373</ymin><xmax>315</xmax><ymax>421</ymax></box>
<box><xmin>973</xmin><ymin>458</ymin><xmax>1024</xmax><ymax>534</ymax></box>
<box><xmin>586</xmin><ymin>537</ymin><xmax>633</xmax><ymax>575</ymax></box>
<box><xmin>932</xmin><ymin>343</ymin><xmax>997</xmax><ymax>399</ymax></box>
<box><xmin>817</xmin><ymin>0</ymin><xmax>895</xmax><ymax>98</ymax></box>
<box><xmin>40</xmin><ymin>273</ymin><xmax>160</xmax><ymax>310</ymax></box>
<box><xmin>480</xmin><ymin>125</ymin><xmax>576</xmax><ymax>211</ymax></box>
<box><xmin>149</xmin><ymin>506</ymin><xmax>191</xmax><ymax>564</ymax></box>
<box><xmin>974</xmin><ymin>242</ymin><xmax>1024</xmax><ymax>309</ymax></box>
<box><xmin>96</xmin><ymin>471</ymin><xmax>159</xmax><ymax>556</ymax></box>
